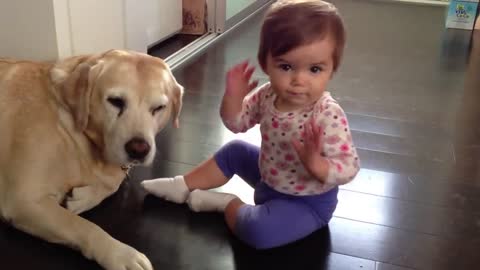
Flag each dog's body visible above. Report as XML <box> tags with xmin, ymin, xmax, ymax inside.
<box><xmin>0</xmin><ymin>50</ymin><xmax>183</xmax><ymax>270</ymax></box>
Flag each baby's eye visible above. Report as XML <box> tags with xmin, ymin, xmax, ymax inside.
<box><xmin>278</xmin><ymin>64</ymin><xmax>291</xmax><ymax>71</ymax></box>
<box><xmin>310</xmin><ymin>66</ymin><xmax>323</xmax><ymax>73</ymax></box>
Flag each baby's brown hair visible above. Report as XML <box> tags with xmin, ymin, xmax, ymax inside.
<box><xmin>258</xmin><ymin>0</ymin><xmax>346</xmax><ymax>72</ymax></box>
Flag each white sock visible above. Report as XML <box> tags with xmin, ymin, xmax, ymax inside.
<box><xmin>187</xmin><ymin>189</ymin><xmax>238</xmax><ymax>212</ymax></box>
<box><xmin>141</xmin><ymin>175</ymin><xmax>190</xmax><ymax>204</ymax></box>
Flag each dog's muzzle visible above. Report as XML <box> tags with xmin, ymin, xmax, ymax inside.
<box><xmin>124</xmin><ymin>137</ymin><xmax>151</xmax><ymax>162</ymax></box>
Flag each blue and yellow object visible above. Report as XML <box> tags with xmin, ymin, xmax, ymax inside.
<box><xmin>446</xmin><ymin>0</ymin><xmax>479</xmax><ymax>30</ymax></box>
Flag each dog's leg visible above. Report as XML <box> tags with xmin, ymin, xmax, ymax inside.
<box><xmin>65</xmin><ymin>184</ymin><xmax>120</xmax><ymax>215</ymax></box>
<box><xmin>4</xmin><ymin>196</ymin><xmax>153</xmax><ymax>270</ymax></box>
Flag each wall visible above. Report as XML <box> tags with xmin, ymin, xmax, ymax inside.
<box><xmin>67</xmin><ymin>0</ymin><xmax>125</xmax><ymax>55</ymax></box>
<box><xmin>145</xmin><ymin>0</ymin><xmax>183</xmax><ymax>46</ymax></box>
<box><xmin>0</xmin><ymin>0</ymin><xmax>59</xmax><ymax>61</ymax></box>
<box><xmin>0</xmin><ymin>0</ymin><xmax>186</xmax><ymax>60</ymax></box>
<box><xmin>52</xmin><ymin>0</ymin><xmax>73</xmax><ymax>59</ymax></box>
<box><xmin>0</xmin><ymin>0</ymin><xmax>124</xmax><ymax>60</ymax></box>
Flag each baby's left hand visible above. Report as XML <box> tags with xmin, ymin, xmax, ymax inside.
<box><xmin>292</xmin><ymin>119</ymin><xmax>329</xmax><ymax>183</ymax></box>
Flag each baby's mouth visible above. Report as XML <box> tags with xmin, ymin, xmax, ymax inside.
<box><xmin>287</xmin><ymin>91</ymin><xmax>305</xmax><ymax>96</ymax></box>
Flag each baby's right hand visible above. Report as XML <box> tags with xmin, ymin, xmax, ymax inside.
<box><xmin>225</xmin><ymin>60</ymin><xmax>259</xmax><ymax>98</ymax></box>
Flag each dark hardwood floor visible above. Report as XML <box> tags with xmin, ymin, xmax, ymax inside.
<box><xmin>1</xmin><ymin>0</ymin><xmax>479</xmax><ymax>269</ymax></box>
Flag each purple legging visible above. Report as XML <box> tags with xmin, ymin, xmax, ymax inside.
<box><xmin>214</xmin><ymin>140</ymin><xmax>338</xmax><ymax>249</ymax></box>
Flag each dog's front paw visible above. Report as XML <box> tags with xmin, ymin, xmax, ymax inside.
<box><xmin>65</xmin><ymin>186</ymin><xmax>99</xmax><ymax>214</ymax></box>
<box><xmin>100</xmin><ymin>241</ymin><xmax>153</xmax><ymax>270</ymax></box>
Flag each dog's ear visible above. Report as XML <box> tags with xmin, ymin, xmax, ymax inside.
<box><xmin>50</xmin><ymin>55</ymin><xmax>104</xmax><ymax>131</ymax></box>
<box><xmin>166</xmin><ymin>68</ymin><xmax>184</xmax><ymax>129</ymax></box>
<box><xmin>172</xmin><ymin>82</ymin><xmax>184</xmax><ymax>128</ymax></box>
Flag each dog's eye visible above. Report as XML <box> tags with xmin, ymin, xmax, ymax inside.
<box><xmin>107</xmin><ymin>97</ymin><xmax>126</xmax><ymax>111</ymax></box>
<box><xmin>152</xmin><ymin>105</ymin><xmax>166</xmax><ymax>115</ymax></box>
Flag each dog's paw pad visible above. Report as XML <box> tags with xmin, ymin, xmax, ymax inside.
<box><xmin>64</xmin><ymin>186</ymin><xmax>97</xmax><ymax>214</ymax></box>
<box><xmin>66</xmin><ymin>200</ymin><xmax>88</xmax><ymax>215</ymax></box>
<box><xmin>71</xmin><ymin>186</ymin><xmax>94</xmax><ymax>198</ymax></box>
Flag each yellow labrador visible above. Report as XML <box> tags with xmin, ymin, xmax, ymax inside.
<box><xmin>0</xmin><ymin>49</ymin><xmax>183</xmax><ymax>270</ymax></box>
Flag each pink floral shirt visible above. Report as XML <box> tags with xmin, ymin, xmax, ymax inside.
<box><xmin>223</xmin><ymin>83</ymin><xmax>360</xmax><ymax>196</ymax></box>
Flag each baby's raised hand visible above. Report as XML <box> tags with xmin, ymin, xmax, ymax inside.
<box><xmin>225</xmin><ymin>60</ymin><xmax>259</xmax><ymax>98</ymax></box>
<box><xmin>292</xmin><ymin>118</ymin><xmax>329</xmax><ymax>182</ymax></box>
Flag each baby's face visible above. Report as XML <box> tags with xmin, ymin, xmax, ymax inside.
<box><xmin>265</xmin><ymin>37</ymin><xmax>336</xmax><ymax>112</ymax></box>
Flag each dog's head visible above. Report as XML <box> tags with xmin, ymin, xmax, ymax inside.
<box><xmin>50</xmin><ymin>49</ymin><xmax>183</xmax><ymax>167</ymax></box>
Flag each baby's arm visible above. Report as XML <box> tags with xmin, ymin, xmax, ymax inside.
<box><xmin>221</xmin><ymin>61</ymin><xmax>256</xmax><ymax>124</ymax></box>
<box><xmin>292</xmin><ymin>100</ymin><xmax>360</xmax><ymax>185</ymax></box>
<box><xmin>292</xmin><ymin>119</ymin><xmax>330</xmax><ymax>181</ymax></box>
<box><xmin>318</xmin><ymin>101</ymin><xmax>360</xmax><ymax>185</ymax></box>
<box><xmin>220</xmin><ymin>61</ymin><xmax>266</xmax><ymax>133</ymax></box>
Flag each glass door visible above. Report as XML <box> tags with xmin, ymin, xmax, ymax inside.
<box><xmin>215</xmin><ymin>0</ymin><xmax>273</xmax><ymax>33</ymax></box>
<box><xmin>227</xmin><ymin>0</ymin><xmax>257</xmax><ymax>19</ymax></box>
<box><xmin>164</xmin><ymin>0</ymin><xmax>274</xmax><ymax>70</ymax></box>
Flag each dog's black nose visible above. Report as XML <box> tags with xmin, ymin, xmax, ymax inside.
<box><xmin>125</xmin><ymin>137</ymin><xmax>150</xmax><ymax>160</ymax></box>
